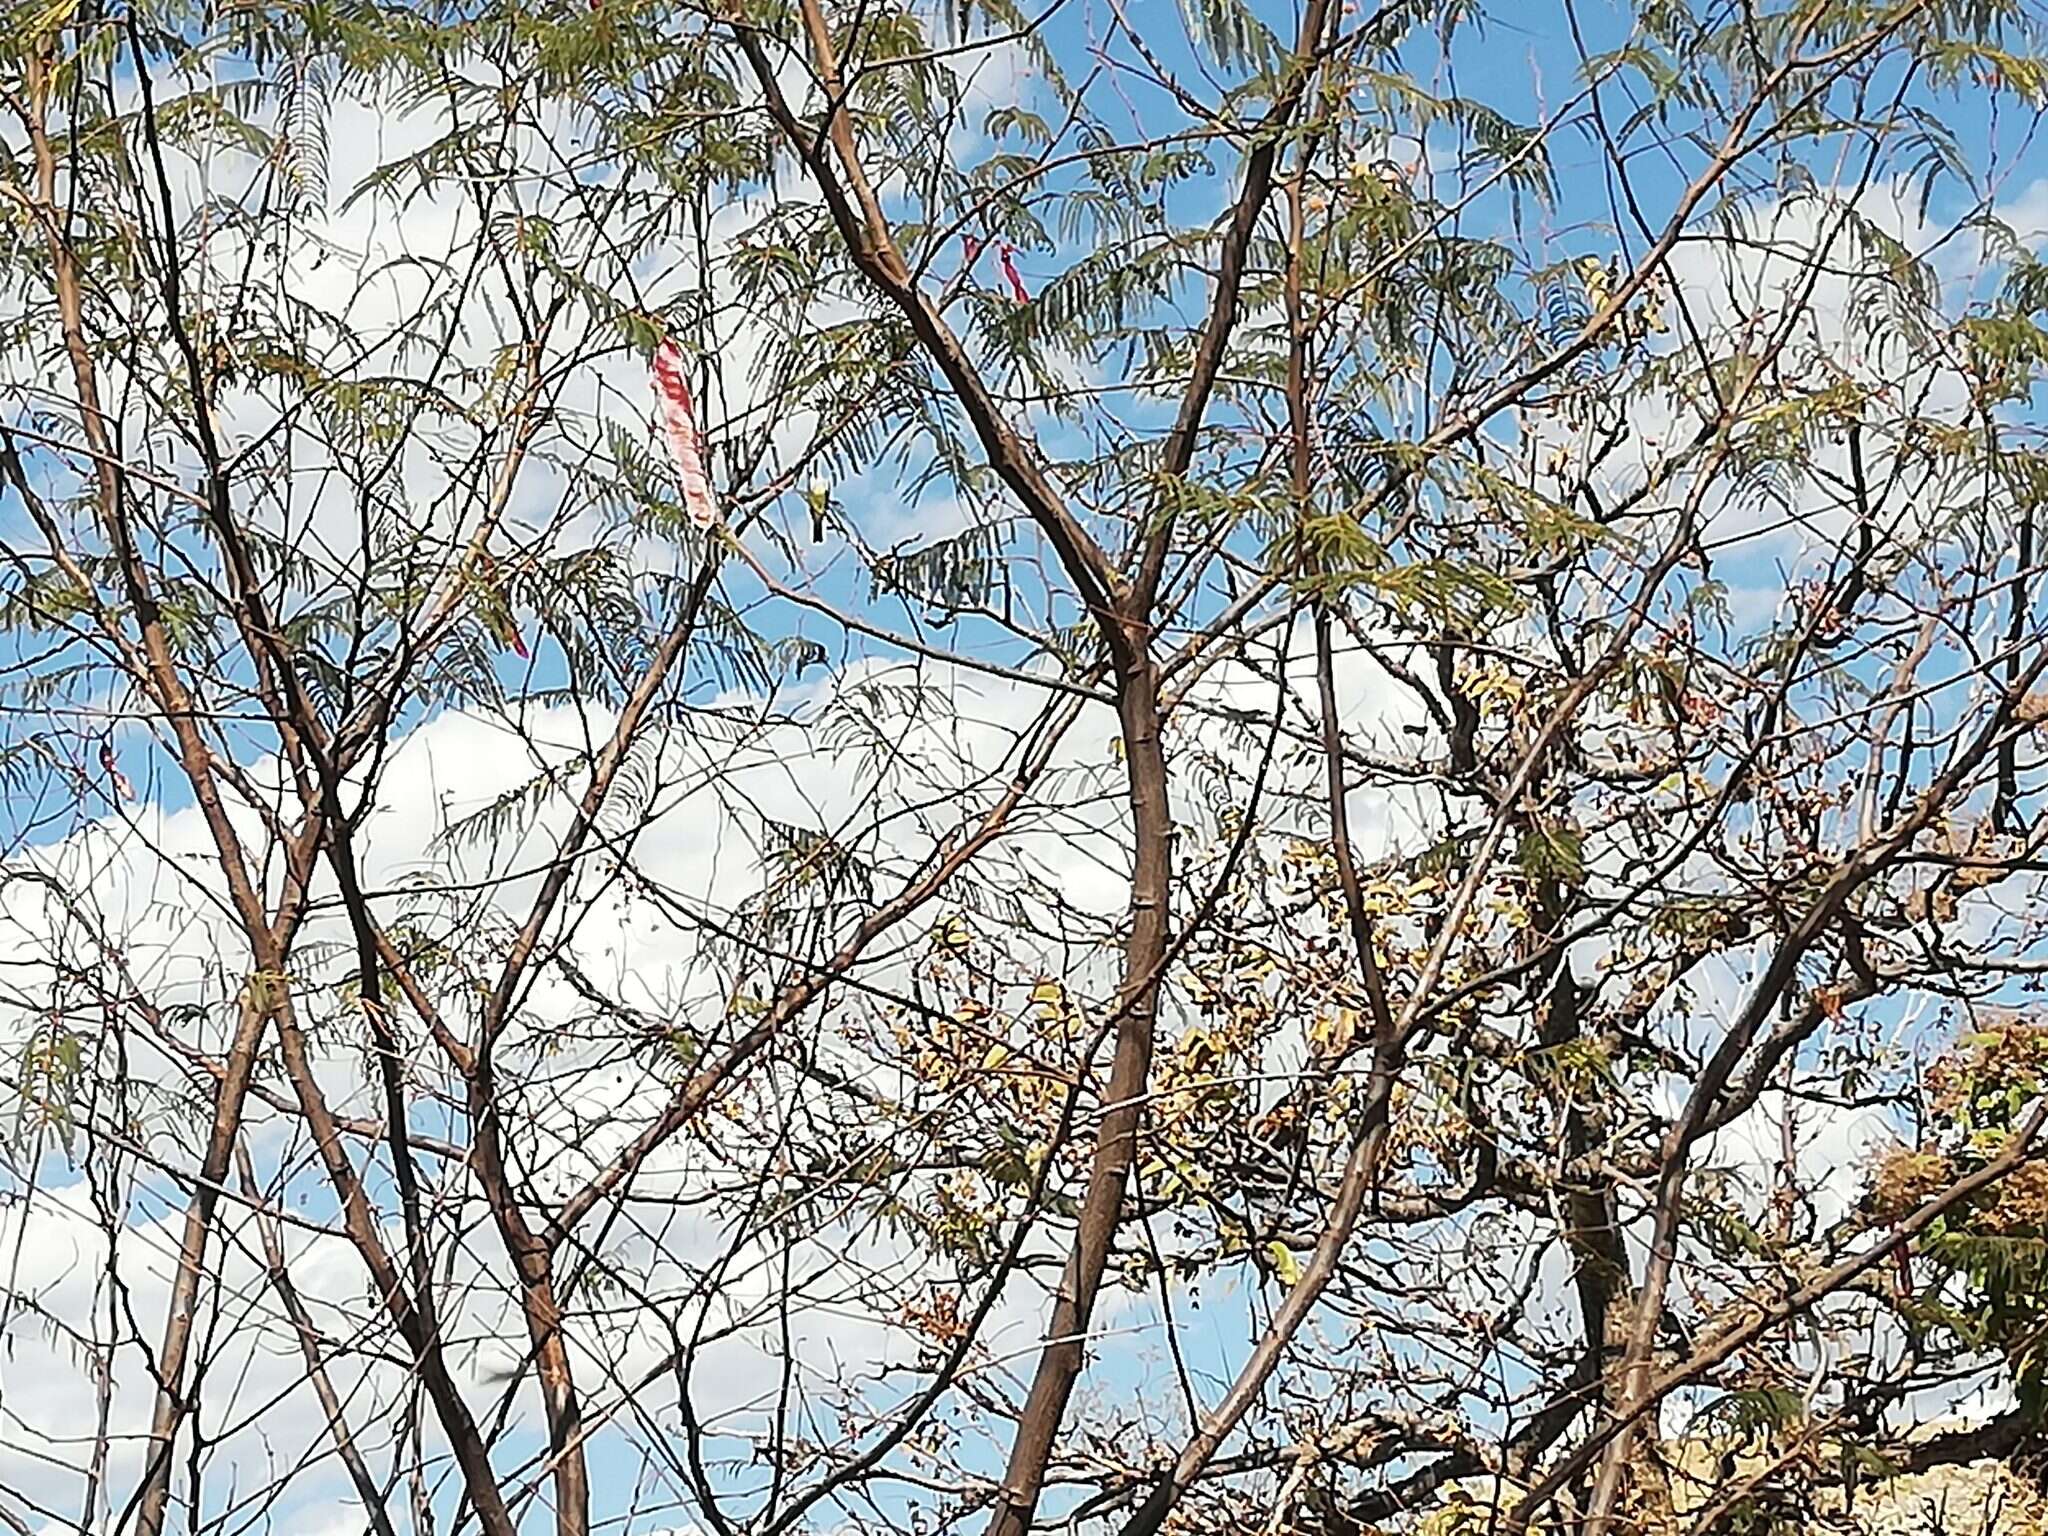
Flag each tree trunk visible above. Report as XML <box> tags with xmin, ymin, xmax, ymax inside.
<box><xmin>986</xmin><ymin>631</ymin><xmax>1170</xmax><ymax>1536</ymax></box>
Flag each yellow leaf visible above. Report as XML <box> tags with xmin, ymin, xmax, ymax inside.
<box><xmin>1309</xmin><ymin>1007</ymin><xmax>1360</xmax><ymax>1057</ymax></box>
<box><xmin>1579</xmin><ymin>255</ymin><xmax>1612</xmax><ymax>309</ymax></box>
<box><xmin>1030</xmin><ymin>978</ymin><xmax>1069</xmax><ymax>1022</ymax></box>
<box><xmin>1265</xmin><ymin>1240</ymin><xmax>1302</xmax><ymax>1286</ymax></box>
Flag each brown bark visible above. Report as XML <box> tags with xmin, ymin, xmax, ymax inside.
<box><xmin>985</xmin><ymin>641</ymin><xmax>1171</xmax><ymax>1536</ymax></box>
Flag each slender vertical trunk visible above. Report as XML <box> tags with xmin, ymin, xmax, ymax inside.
<box><xmin>986</xmin><ymin>632</ymin><xmax>1170</xmax><ymax>1536</ymax></box>
<box><xmin>134</xmin><ymin>993</ymin><xmax>271</xmax><ymax>1536</ymax></box>
<box><xmin>474</xmin><ymin>1106</ymin><xmax>589</xmax><ymax>1536</ymax></box>
<box><xmin>520</xmin><ymin>1269</ymin><xmax>589</xmax><ymax>1536</ymax></box>
<box><xmin>1548</xmin><ymin>969</ymin><xmax>1654</xmax><ymax>1524</ymax></box>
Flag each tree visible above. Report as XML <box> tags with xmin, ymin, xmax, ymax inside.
<box><xmin>5</xmin><ymin>1</ymin><xmax>2048</xmax><ymax>1535</ymax></box>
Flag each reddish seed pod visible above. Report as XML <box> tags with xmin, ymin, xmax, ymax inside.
<box><xmin>652</xmin><ymin>339</ymin><xmax>718</xmax><ymax>529</ymax></box>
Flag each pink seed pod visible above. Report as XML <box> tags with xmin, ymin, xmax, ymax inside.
<box><xmin>998</xmin><ymin>243</ymin><xmax>1029</xmax><ymax>304</ymax></box>
<box><xmin>652</xmin><ymin>339</ymin><xmax>718</xmax><ymax>529</ymax></box>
